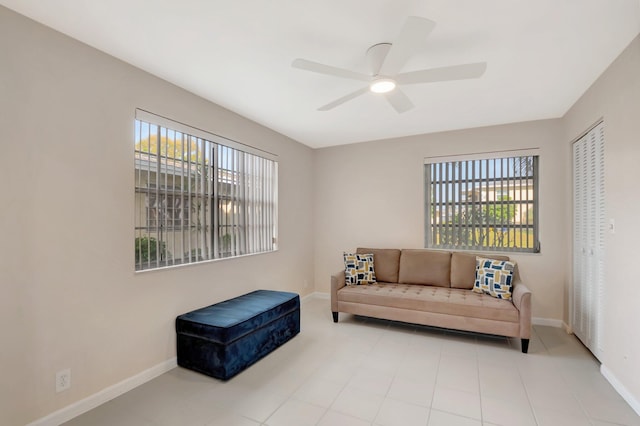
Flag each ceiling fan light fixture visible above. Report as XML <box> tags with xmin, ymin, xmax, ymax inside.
<box><xmin>292</xmin><ymin>16</ymin><xmax>485</xmax><ymax>113</ymax></box>
<box><xmin>369</xmin><ymin>78</ymin><xmax>396</xmax><ymax>93</ymax></box>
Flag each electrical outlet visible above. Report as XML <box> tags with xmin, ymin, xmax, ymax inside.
<box><xmin>56</xmin><ymin>369</ymin><xmax>71</xmax><ymax>393</ymax></box>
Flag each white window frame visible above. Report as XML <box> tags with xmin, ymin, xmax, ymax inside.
<box><xmin>424</xmin><ymin>149</ymin><xmax>540</xmax><ymax>253</ymax></box>
<box><xmin>134</xmin><ymin>109</ymin><xmax>278</xmax><ymax>271</ymax></box>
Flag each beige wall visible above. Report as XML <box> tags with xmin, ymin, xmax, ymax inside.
<box><xmin>3</xmin><ymin>3</ymin><xmax>639</xmax><ymax>424</ymax></box>
<box><xmin>563</xmin><ymin>34</ymin><xmax>640</xmax><ymax>408</ymax></box>
<box><xmin>313</xmin><ymin>119</ymin><xmax>568</xmax><ymax>320</ymax></box>
<box><xmin>0</xmin><ymin>7</ymin><xmax>314</xmax><ymax>425</ymax></box>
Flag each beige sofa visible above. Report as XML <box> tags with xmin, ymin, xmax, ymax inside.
<box><xmin>331</xmin><ymin>248</ymin><xmax>532</xmax><ymax>353</ymax></box>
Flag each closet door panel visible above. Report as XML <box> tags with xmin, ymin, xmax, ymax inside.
<box><xmin>572</xmin><ymin>134</ymin><xmax>587</xmax><ymax>343</ymax></box>
<box><xmin>572</xmin><ymin>121</ymin><xmax>605</xmax><ymax>360</ymax></box>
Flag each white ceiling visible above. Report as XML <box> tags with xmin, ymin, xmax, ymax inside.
<box><xmin>2</xmin><ymin>0</ymin><xmax>639</xmax><ymax>148</ymax></box>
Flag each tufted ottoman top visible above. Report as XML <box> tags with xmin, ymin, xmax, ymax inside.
<box><xmin>176</xmin><ymin>290</ymin><xmax>300</xmax><ymax>344</ymax></box>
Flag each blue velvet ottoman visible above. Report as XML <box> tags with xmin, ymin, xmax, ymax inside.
<box><xmin>176</xmin><ymin>290</ymin><xmax>300</xmax><ymax>380</ymax></box>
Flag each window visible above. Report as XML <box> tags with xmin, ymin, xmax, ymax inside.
<box><xmin>145</xmin><ymin>185</ymin><xmax>191</xmax><ymax>229</ymax></box>
<box><xmin>425</xmin><ymin>151</ymin><xmax>539</xmax><ymax>253</ymax></box>
<box><xmin>134</xmin><ymin>110</ymin><xmax>278</xmax><ymax>271</ymax></box>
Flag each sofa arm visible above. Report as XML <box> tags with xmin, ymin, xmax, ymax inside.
<box><xmin>512</xmin><ymin>280</ymin><xmax>532</xmax><ymax>339</ymax></box>
<box><xmin>331</xmin><ymin>270</ymin><xmax>345</xmax><ymax>313</ymax></box>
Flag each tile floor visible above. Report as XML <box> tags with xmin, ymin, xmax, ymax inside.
<box><xmin>65</xmin><ymin>296</ymin><xmax>640</xmax><ymax>426</ymax></box>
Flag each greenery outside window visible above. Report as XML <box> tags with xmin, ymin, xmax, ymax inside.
<box><xmin>134</xmin><ymin>110</ymin><xmax>278</xmax><ymax>271</ymax></box>
<box><xmin>425</xmin><ymin>152</ymin><xmax>539</xmax><ymax>253</ymax></box>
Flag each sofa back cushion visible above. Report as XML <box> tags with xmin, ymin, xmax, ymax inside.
<box><xmin>356</xmin><ymin>248</ymin><xmax>401</xmax><ymax>283</ymax></box>
<box><xmin>450</xmin><ymin>252</ymin><xmax>510</xmax><ymax>289</ymax></box>
<box><xmin>398</xmin><ymin>249</ymin><xmax>451</xmax><ymax>287</ymax></box>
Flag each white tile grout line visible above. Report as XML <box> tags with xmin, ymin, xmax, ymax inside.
<box><xmin>27</xmin><ymin>294</ymin><xmax>597</xmax><ymax>426</ymax></box>
<box><xmin>516</xmin><ymin>350</ymin><xmax>542</xmax><ymax>426</ymax></box>
<box><xmin>424</xmin><ymin>336</ymin><xmax>444</xmax><ymax>425</ymax></box>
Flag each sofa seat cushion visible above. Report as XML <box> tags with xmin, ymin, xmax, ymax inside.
<box><xmin>337</xmin><ymin>283</ymin><xmax>518</xmax><ymax>323</ymax></box>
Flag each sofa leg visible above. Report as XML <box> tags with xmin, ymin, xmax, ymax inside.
<box><xmin>332</xmin><ymin>312</ymin><xmax>338</xmax><ymax>323</ymax></box>
<box><xmin>521</xmin><ymin>339</ymin><xmax>530</xmax><ymax>353</ymax></box>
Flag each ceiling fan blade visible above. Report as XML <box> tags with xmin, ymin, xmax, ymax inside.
<box><xmin>396</xmin><ymin>62</ymin><xmax>487</xmax><ymax>85</ymax></box>
<box><xmin>378</xmin><ymin>16</ymin><xmax>436</xmax><ymax>76</ymax></box>
<box><xmin>318</xmin><ymin>87</ymin><xmax>370</xmax><ymax>111</ymax></box>
<box><xmin>292</xmin><ymin>58</ymin><xmax>371</xmax><ymax>82</ymax></box>
<box><xmin>385</xmin><ymin>88</ymin><xmax>414</xmax><ymax>113</ymax></box>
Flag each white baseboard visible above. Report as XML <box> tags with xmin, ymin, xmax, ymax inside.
<box><xmin>532</xmin><ymin>317</ymin><xmax>567</xmax><ymax>329</ymax></box>
<box><xmin>301</xmin><ymin>292</ymin><xmax>329</xmax><ymax>303</ymax></box>
<box><xmin>601</xmin><ymin>364</ymin><xmax>640</xmax><ymax>416</ymax></box>
<box><xmin>27</xmin><ymin>357</ymin><xmax>177</xmax><ymax>426</ymax></box>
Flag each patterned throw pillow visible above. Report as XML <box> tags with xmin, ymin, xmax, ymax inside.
<box><xmin>472</xmin><ymin>257</ymin><xmax>516</xmax><ymax>300</ymax></box>
<box><xmin>344</xmin><ymin>253</ymin><xmax>376</xmax><ymax>285</ymax></box>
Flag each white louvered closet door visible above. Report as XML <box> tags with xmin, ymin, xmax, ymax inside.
<box><xmin>572</xmin><ymin>121</ymin><xmax>605</xmax><ymax>361</ymax></box>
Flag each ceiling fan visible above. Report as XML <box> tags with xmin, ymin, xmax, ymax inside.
<box><xmin>292</xmin><ymin>16</ymin><xmax>487</xmax><ymax>113</ymax></box>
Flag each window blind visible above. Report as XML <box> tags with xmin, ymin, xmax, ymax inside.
<box><xmin>134</xmin><ymin>111</ymin><xmax>278</xmax><ymax>271</ymax></box>
<box><xmin>425</xmin><ymin>153</ymin><xmax>539</xmax><ymax>252</ymax></box>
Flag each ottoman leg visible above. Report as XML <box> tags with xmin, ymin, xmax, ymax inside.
<box><xmin>332</xmin><ymin>312</ymin><xmax>338</xmax><ymax>323</ymax></box>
